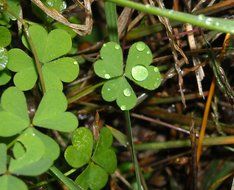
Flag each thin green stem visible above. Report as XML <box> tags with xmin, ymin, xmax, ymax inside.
<box><xmin>67</xmin><ymin>81</ymin><xmax>105</xmax><ymax>104</ymax></box>
<box><xmin>6</xmin><ymin>9</ymin><xmax>46</xmax><ymax>94</ymax></box>
<box><xmin>49</xmin><ymin>166</ymin><xmax>83</xmax><ymax>190</ymax></box>
<box><xmin>23</xmin><ymin>26</ymin><xmax>46</xmax><ymax>93</ymax></box>
<box><xmin>105</xmin><ymin>0</ymin><xmax>234</xmax><ymax>34</ymax></box>
<box><xmin>135</xmin><ymin>136</ymin><xmax>234</xmax><ymax>151</ymax></box>
<box><xmin>104</xmin><ymin>2</ymin><xmax>144</xmax><ymax>189</ymax></box>
<box><xmin>125</xmin><ymin>111</ymin><xmax>143</xmax><ymax>190</ymax></box>
<box><xmin>104</xmin><ymin>1</ymin><xmax>119</xmax><ymax>43</ymax></box>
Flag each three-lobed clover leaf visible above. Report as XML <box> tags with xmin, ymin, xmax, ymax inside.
<box><xmin>0</xmin><ymin>26</ymin><xmax>11</xmax><ymax>86</ymax></box>
<box><xmin>0</xmin><ymin>87</ymin><xmax>78</xmax><ymax>179</ymax></box>
<box><xmin>7</xmin><ymin>24</ymin><xmax>79</xmax><ymax>91</ymax></box>
<box><xmin>65</xmin><ymin>127</ymin><xmax>117</xmax><ymax>190</ymax></box>
<box><xmin>94</xmin><ymin>42</ymin><xmax>162</xmax><ymax>110</ymax></box>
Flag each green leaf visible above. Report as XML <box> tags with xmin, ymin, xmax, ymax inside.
<box><xmin>0</xmin><ymin>143</ymin><xmax>7</xmax><ymax>174</ymax></box>
<box><xmin>0</xmin><ymin>47</ymin><xmax>8</xmax><ymax>71</ymax></box>
<box><xmin>65</xmin><ymin>127</ymin><xmax>93</xmax><ymax>168</ymax></box>
<box><xmin>0</xmin><ymin>26</ymin><xmax>11</xmax><ymax>47</ymax></box>
<box><xmin>0</xmin><ymin>87</ymin><xmax>30</xmax><ymax>137</ymax></box>
<box><xmin>7</xmin><ymin>48</ymin><xmax>37</xmax><ymax>91</ymax></box>
<box><xmin>75</xmin><ymin>162</ymin><xmax>108</xmax><ymax>190</ymax></box>
<box><xmin>33</xmin><ymin>128</ymin><xmax>60</xmax><ymax>161</ymax></box>
<box><xmin>43</xmin><ymin>57</ymin><xmax>79</xmax><ymax>90</ymax></box>
<box><xmin>101</xmin><ymin>76</ymin><xmax>137</xmax><ymax>110</ymax></box>
<box><xmin>94</xmin><ymin>42</ymin><xmax>123</xmax><ymax>79</ymax></box>
<box><xmin>125</xmin><ymin>41</ymin><xmax>162</xmax><ymax>90</ymax></box>
<box><xmin>9</xmin><ymin>128</ymin><xmax>52</xmax><ymax>176</ymax></box>
<box><xmin>106</xmin><ymin>125</ymin><xmax>128</xmax><ymax>147</ymax></box>
<box><xmin>33</xmin><ymin>90</ymin><xmax>78</xmax><ymax>132</ymax></box>
<box><xmin>53</xmin><ymin>22</ymin><xmax>76</xmax><ymax>38</ymax></box>
<box><xmin>0</xmin><ymin>70</ymin><xmax>11</xmax><ymax>86</ymax></box>
<box><xmin>23</xmin><ymin>25</ymin><xmax>72</xmax><ymax>63</ymax></box>
<box><xmin>0</xmin><ymin>175</ymin><xmax>28</xmax><ymax>190</ymax></box>
<box><xmin>5</xmin><ymin>0</ymin><xmax>20</xmax><ymax>21</ymax></box>
<box><xmin>92</xmin><ymin>128</ymin><xmax>117</xmax><ymax>174</ymax></box>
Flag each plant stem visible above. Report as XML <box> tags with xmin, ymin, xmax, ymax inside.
<box><xmin>105</xmin><ymin>0</ymin><xmax>234</xmax><ymax>34</ymax></box>
<box><xmin>49</xmin><ymin>166</ymin><xmax>82</xmax><ymax>190</ymax></box>
<box><xmin>104</xmin><ymin>1</ymin><xmax>119</xmax><ymax>43</ymax></box>
<box><xmin>67</xmin><ymin>81</ymin><xmax>105</xmax><ymax>104</ymax></box>
<box><xmin>6</xmin><ymin>8</ymin><xmax>46</xmax><ymax>94</ymax></box>
<box><xmin>125</xmin><ymin>111</ymin><xmax>143</xmax><ymax>190</ymax></box>
<box><xmin>23</xmin><ymin>26</ymin><xmax>46</xmax><ymax>94</ymax></box>
<box><xmin>135</xmin><ymin>135</ymin><xmax>234</xmax><ymax>151</ymax></box>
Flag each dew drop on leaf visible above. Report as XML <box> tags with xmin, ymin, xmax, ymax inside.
<box><xmin>136</xmin><ymin>42</ymin><xmax>146</xmax><ymax>51</ymax></box>
<box><xmin>123</xmin><ymin>88</ymin><xmax>131</xmax><ymax>97</ymax></box>
<box><xmin>0</xmin><ymin>47</ymin><xmax>8</xmax><ymax>71</ymax></box>
<box><xmin>103</xmin><ymin>43</ymin><xmax>106</xmax><ymax>47</ymax></box>
<box><xmin>154</xmin><ymin>67</ymin><xmax>159</xmax><ymax>72</ymax></box>
<box><xmin>147</xmin><ymin>51</ymin><xmax>150</xmax><ymax>54</ymax></box>
<box><xmin>120</xmin><ymin>105</ymin><xmax>126</xmax><ymax>110</ymax></box>
<box><xmin>131</xmin><ymin>65</ymin><xmax>148</xmax><ymax>81</ymax></box>
<box><xmin>115</xmin><ymin>44</ymin><xmax>120</xmax><ymax>50</ymax></box>
<box><xmin>73</xmin><ymin>61</ymin><xmax>78</xmax><ymax>65</ymax></box>
<box><xmin>104</xmin><ymin>74</ymin><xmax>110</xmax><ymax>79</ymax></box>
<box><xmin>198</xmin><ymin>14</ymin><xmax>205</xmax><ymax>21</ymax></box>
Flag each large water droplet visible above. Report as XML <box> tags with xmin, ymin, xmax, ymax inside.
<box><xmin>103</xmin><ymin>43</ymin><xmax>107</xmax><ymax>47</ymax></box>
<box><xmin>115</xmin><ymin>44</ymin><xmax>120</xmax><ymax>50</ymax></box>
<box><xmin>120</xmin><ymin>105</ymin><xmax>126</xmax><ymax>110</ymax></box>
<box><xmin>123</xmin><ymin>88</ymin><xmax>131</xmax><ymax>97</ymax></box>
<box><xmin>104</xmin><ymin>74</ymin><xmax>110</xmax><ymax>79</ymax></box>
<box><xmin>136</xmin><ymin>42</ymin><xmax>146</xmax><ymax>51</ymax></box>
<box><xmin>131</xmin><ymin>65</ymin><xmax>148</xmax><ymax>81</ymax></box>
<box><xmin>73</xmin><ymin>61</ymin><xmax>78</xmax><ymax>65</ymax></box>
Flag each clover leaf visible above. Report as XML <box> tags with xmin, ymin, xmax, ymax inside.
<box><xmin>94</xmin><ymin>41</ymin><xmax>162</xmax><ymax>110</ymax></box>
<box><xmin>0</xmin><ymin>87</ymin><xmax>78</xmax><ymax>137</ymax></box>
<box><xmin>0</xmin><ymin>175</ymin><xmax>28</xmax><ymax>190</ymax></box>
<box><xmin>7</xmin><ymin>24</ymin><xmax>79</xmax><ymax>91</ymax></box>
<box><xmin>0</xmin><ymin>87</ymin><xmax>78</xmax><ymax>176</ymax></box>
<box><xmin>64</xmin><ymin>127</ymin><xmax>117</xmax><ymax>190</ymax></box>
<box><xmin>0</xmin><ymin>26</ymin><xmax>12</xmax><ymax>86</ymax></box>
<box><xmin>0</xmin><ymin>144</ymin><xmax>7</xmax><ymax>174</ymax></box>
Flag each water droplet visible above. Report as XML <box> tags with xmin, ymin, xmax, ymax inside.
<box><xmin>154</xmin><ymin>67</ymin><xmax>159</xmax><ymax>72</ymax></box>
<box><xmin>205</xmin><ymin>17</ymin><xmax>212</xmax><ymax>25</ymax></box>
<box><xmin>215</xmin><ymin>22</ymin><xmax>220</xmax><ymax>26</ymax></box>
<box><xmin>147</xmin><ymin>51</ymin><xmax>150</xmax><ymax>54</ymax></box>
<box><xmin>123</xmin><ymin>88</ymin><xmax>131</xmax><ymax>97</ymax></box>
<box><xmin>131</xmin><ymin>65</ymin><xmax>148</xmax><ymax>81</ymax></box>
<box><xmin>136</xmin><ymin>42</ymin><xmax>146</xmax><ymax>51</ymax></box>
<box><xmin>168</xmin><ymin>10</ymin><xmax>174</xmax><ymax>14</ymax></box>
<box><xmin>107</xmin><ymin>88</ymin><xmax>111</xmax><ymax>91</ymax></box>
<box><xmin>198</xmin><ymin>14</ymin><xmax>205</xmax><ymax>21</ymax></box>
<box><xmin>0</xmin><ymin>47</ymin><xmax>8</xmax><ymax>71</ymax></box>
<box><xmin>73</xmin><ymin>61</ymin><xmax>78</xmax><ymax>65</ymax></box>
<box><xmin>120</xmin><ymin>105</ymin><xmax>126</xmax><ymax>110</ymax></box>
<box><xmin>115</xmin><ymin>44</ymin><xmax>120</xmax><ymax>49</ymax></box>
<box><xmin>145</xmin><ymin>4</ymin><xmax>150</xmax><ymax>8</ymax></box>
<box><xmin>103</xmin><ymin>43</ymin><xmax>107</xmax><ymax>47</ymax></box>
<box><xmin>104</xmin><ymin>74</ymin><xmax>110</xmax><ymax>79</ymax></box>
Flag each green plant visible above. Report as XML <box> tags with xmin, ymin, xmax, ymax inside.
<box><xmin>0</xmin><ymin>26</ymin><xmax>11</xmax><ymax>85</ymax></box>
<box><xmin>94</xmin><ymin>41</ymin><xmax>161</xmax><ymax>110</ymax></box>
<box><xmin>7</xmin><ymin>24</ymin><xmax>79</xmax><ymax>91</ymax></box>
<box><xmin>0</xmin><ymin>87</ymin><xmax>77</xmax><ymax>189</ymax></box>
<box><xmin>65</xmin><ymin>127</ymin><xmax>117</xmax><ymax>190</ymax></box>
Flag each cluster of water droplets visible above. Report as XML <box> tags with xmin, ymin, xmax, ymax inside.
<box><xmin>0</xmin><ymin>47</ymin><xmax>8</xmax><ymax>71</ymax></box>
